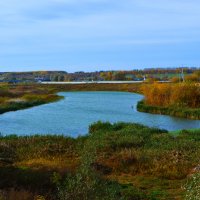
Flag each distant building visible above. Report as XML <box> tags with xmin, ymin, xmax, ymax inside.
<box><xmin>35</xmin><ymin>77</ymin><xmax>51</xmax><ymax>82</ymax></box>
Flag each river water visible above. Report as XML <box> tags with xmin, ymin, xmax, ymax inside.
<box><xmin>0</xmin><ymin>92</ymin><xmax>199</xmax><ymax>137</ymax></box>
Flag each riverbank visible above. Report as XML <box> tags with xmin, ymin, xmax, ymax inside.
<box><xmin>137</xmin><ymin>100</ymin><xmax>200</xmax><ymax>120</ymax></box>
<box><xmin>0</xmin><ymin>83</ymin><xmax>142</xmax><ymax>115</ymax></box>
<box><xmin>0</xmin><ymin>83</ymin><xmax>66</xmax><ymax>115</ymax></box>
<box><xmin>0</xmin><ymin>121</ymin><xmax>199</xmax><ymax>199</ymax></box>
<box><xmin>138</xmin><ymin>83</ymin><xmax>200</xmax><ymax>120</ymax></box>
<box><xmin>0</xmin><ymin>95</ymin><xmax>63</xmax><ymax>115</ymax></box>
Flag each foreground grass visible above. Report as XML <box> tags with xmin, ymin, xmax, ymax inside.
<box><xmin>170</xmin><ymin>128</ymin><xmax>200</xmax><ymax>136</ymax></box>
<box><xmin>0</xmin><ymin>122</ymin><xmax>200</xmax><ymax>199</ymax></box>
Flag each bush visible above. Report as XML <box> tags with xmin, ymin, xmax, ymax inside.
<box><xmin>89</xmin><ymin>121</ymin><xmax>113</xmax><ymax>134</ymax></box>
<box><xmin>184</xmin><ymin>173</ymin><xmax>200</xmax><ymax>200</ymax></box>
<box><xmin>142</xmin><ymin>83</ymin><xmax>200</xmax><ymax>108</ymax></box>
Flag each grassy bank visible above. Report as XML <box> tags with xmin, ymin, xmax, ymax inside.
<box><xmin>139</xmin><ymin>83</ymin><xmax>200</xmax><ymax>120</ymax></box>
<box><xmin>0</xmin><ymin>95</ymin><xmax>63</xmax><ymax>114</ymax></box>
<box><xmin>0</xmin><ymin>84</ymin><xmax>63</xmax><ymax>115</ymax></box>
<box><xmin>137</xmin><ymin>100</ymin><xmax>200</xmax><ymax>120</ymax></box>
<box><xmin>0</xmin><ymin>122</ymin><xmax>200</xmax><ymax>199</ymax></box>
<box><xmin>47</xmin><ymin>83</ymin><xmax>142</xmax><ymax>93</ymax></box>
<box><xmin>170</xmin><ymin>128</ymin><xmax>200</xmax><ymax>136</ymax></box>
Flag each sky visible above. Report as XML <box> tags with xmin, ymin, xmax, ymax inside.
<box><xmin>0</xmin><ymin>0</ymin><xmax>200</xmax><ymax>72</ymax></box>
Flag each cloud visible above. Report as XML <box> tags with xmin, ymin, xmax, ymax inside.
<box><xmin>0</xmin><ymin>0</ymin><xmax>200</xmax><ymax>71</ymax></box>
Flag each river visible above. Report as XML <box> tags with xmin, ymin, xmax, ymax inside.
<box><xmin>0</xmin><ymin>92</ymin><xmax>199</xmax><ymax>137</ymax></box>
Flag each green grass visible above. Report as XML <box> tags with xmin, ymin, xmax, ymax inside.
<box><xmin>0</xmin><ymin>83</ymin><xmax>199</xmax><ymax>199</ymax></box>
<box><xmin>0</xmin><ymin>84</ymin><xmax>64</xmax><ymax>114</ymax></box>
<box><xmin>137</xmin><ymin>100</ymin><xmax>200</xmax><ymax>120</ymax></box>
<box><xmin>151</xmin><ymin>73</ymin><xmax>180</xmax><ymax>79</ymax></box>
<box><xmin>0</xmin><ymin>122</ymin><xmax>200</xmax><ymax>199</ymax></box>
<box><xmin>170</xmin><ymin>128</ymin><xmax>200</xmax><ymax>136</ymax></box>
<box><xmin>0</xmin><ymin>95</ymin><xmax>63</xmax><ymax>114</ymax></box>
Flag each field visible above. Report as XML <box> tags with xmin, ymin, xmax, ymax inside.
<box><xmin>0</xmin><ymin>83</ymin><xmax>199</xmax><ymax>199</ymax></box>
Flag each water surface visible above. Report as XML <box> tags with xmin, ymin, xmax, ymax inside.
<box><xmin>0</xmin><ymin>92</ymin><xmax>199</xmax><ymax>137</ymax></box>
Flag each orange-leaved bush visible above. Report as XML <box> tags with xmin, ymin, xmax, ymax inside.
<box><xmin>142</xmin><ymin>83</ymin><xmax>200</xmax><ymax>108</ymax></box>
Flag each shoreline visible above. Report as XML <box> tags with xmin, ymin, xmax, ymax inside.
<box><xmin>137</xmin><ymin>100</ymin><xmax>200</xmax><ymax>120</ymax></box>
<box><xmin>0</xmin><ymin>83</ymin><xmax>142</xmax><ymax>115</ymax></box>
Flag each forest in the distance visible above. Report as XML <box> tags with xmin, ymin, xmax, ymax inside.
<box><xmin>0</xmin><ymin>67</ymin><xmax>199</xmax><ymax>83</ymax></box>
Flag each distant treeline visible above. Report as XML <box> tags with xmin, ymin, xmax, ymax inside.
<box><xmin>0</xmin><ymin>67</ymin><xmax>199</xmax><ymax>83</ymax></box>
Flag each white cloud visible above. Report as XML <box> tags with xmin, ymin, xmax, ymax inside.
<box><xmin>0</xmin><ymin>0</ymin><xmax>200</xmax><ymax>70</ymax></box>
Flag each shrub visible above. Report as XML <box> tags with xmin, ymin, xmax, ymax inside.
<box><xmin>139</xmin><ymin>83</ymin><xmax>200</xmax><ymax>119</ymax></box>
<box><xmin>89</xmin><ymin>121</ymin><xmax>113</xmax><ymax>134</ymax></box>
<box><xmin>142</xmin><ymin>83</ymin><xmax>200</xmax><ymax>108</ymax></box>
<box><xmin>184</xmin><ymin>173</ymin><xmax>200</xmax><ymax>200</ymax></box>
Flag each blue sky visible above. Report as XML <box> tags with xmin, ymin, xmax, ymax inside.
<box><xmin>0</xmin><ymin>0</ymin><xmax>200</xmax><ymax>72</ymax></box>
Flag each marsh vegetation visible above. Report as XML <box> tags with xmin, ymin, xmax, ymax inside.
<box><xmin>138</xmin><ymin>83</ymin><xmax>200</xmax><ymax>119</ymax></box>
<box><xmin>0</xmin><ymin>122</ymin><xmax>200</xmax><ymax>199</ymax></box>
<box><xmin>0</xmin><ymin>82</ymin><xmax>199</xmax><ymax>199</ymax></box>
